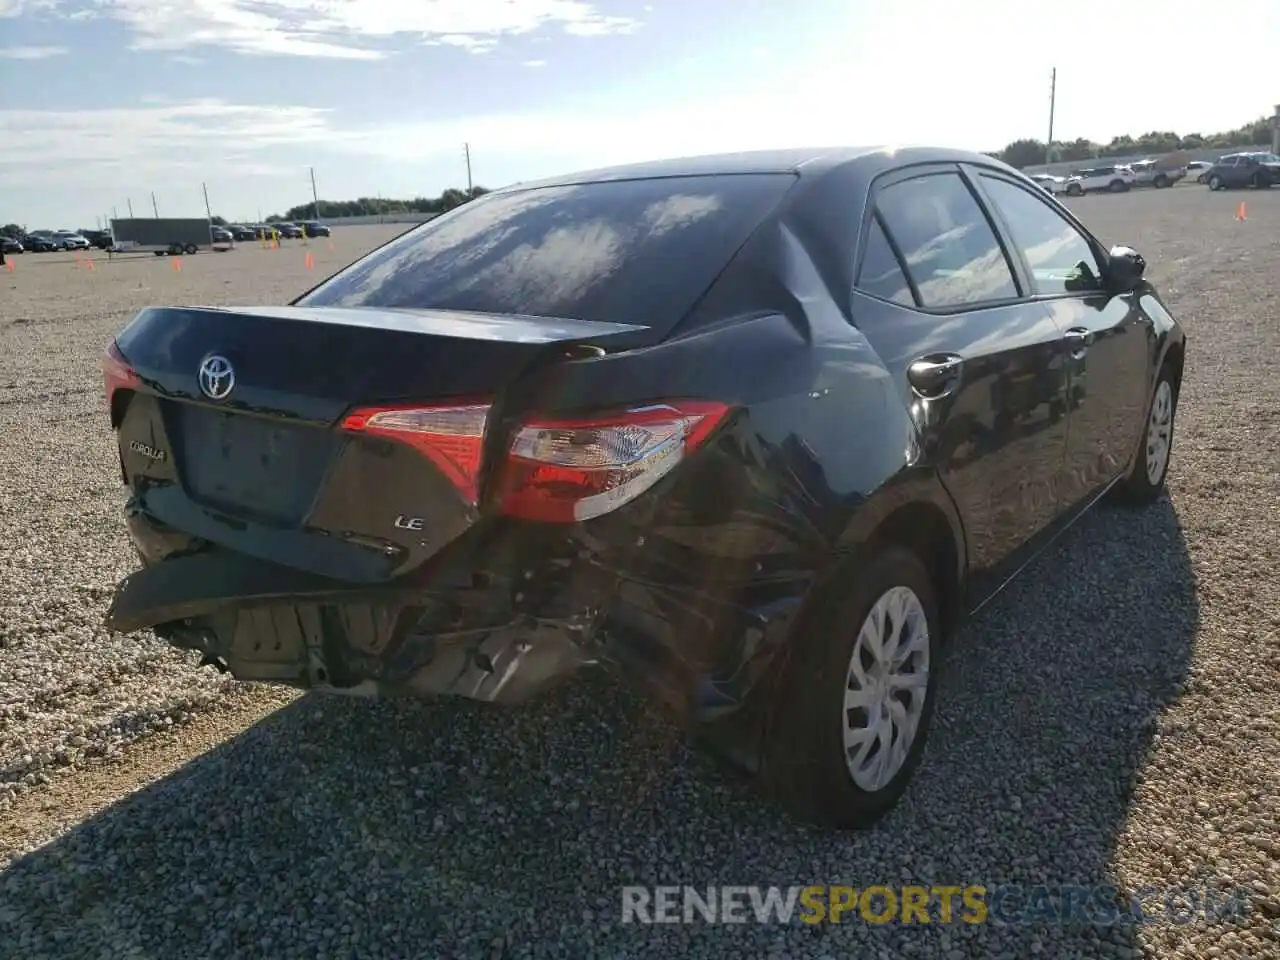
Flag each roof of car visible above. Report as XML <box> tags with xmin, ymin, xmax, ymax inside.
<box><xmin>493</xmin><ymin>146</ymin><xmax>1022</xmax><ymax>192</ymax></box>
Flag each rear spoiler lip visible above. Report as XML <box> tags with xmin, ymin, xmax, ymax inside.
<box><xmin>105</xmin><ymin>551</ymin><xmax>418</xmax><ymax>634</ymax></box>
<box><xmin>134</xmin><ymin>305</ymin><xmax>650</xmax><ymax>347</ymax></box>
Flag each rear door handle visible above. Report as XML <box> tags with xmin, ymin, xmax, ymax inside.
<box><xmin>1064</xmin><ymin>327</ymin><xmax>1092</xmax><ymax>359</ymax></box>
<box><xmin>907</xmin><ymin>354</ymin><xmax>964</xmax><ymax>399</ymax></box>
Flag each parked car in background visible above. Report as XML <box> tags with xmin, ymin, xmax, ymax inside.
<box><xmin>0</xmin><ymin>236</ymin><xmax>23</xmax><ymax>255</ymax></box>
<box><xmin>1129</xmin><ymin>159</ymin><xmax>1184</xmax><ymax>189</ymax></box>
<box><xmin>273</xmin><ymin>222</ymin><xmax>303</xmax><ymax>239</ymax></box>
<box><xmin>228</xmin><ymin>224</ymin><xmax>259</xmax><ymax>242</ymax></box>
<box><xmin>53</xmin><ymin>231</ymin><xmax>90</xmax><ymax>251</ymax></box>
<box><xmin>22</xmin><ymin>232</ymin><xmax>59</xmax><ymax>252</ymax></box>
<box><xmin>1203</xmin><ymin>152</ymin><xmax>1280</xmax><ymax>191</ymax></box>
<box><xmin>1064</xmin><ymin>165</ymin><xmax>1135</xmax><ymax>196</ymax></box>
<box><xmin>299</xmin><ymin>220</ymin><xmax>331</xmax><ymax>238</ymax></box>
<box><xmin>1186</xmin><ymin>160</ymin><xmax>1214</xmax><ymax>184</ymax></box>
<box><xmin>101</xmin><ymin>145</ymin><xmax>1186</xmax><ymax>830</ymax></box>
<box><xmin>211</xmin><ymin>226</ymin><xmax>234</xmax><ymax>244</ymax></box>
<box><xmin>81</xmin><ymin>229</ymin><xmax>114</xmax><ymax>250</ymax></box>
<box><xmin>1029</xmin><ymin>173</ymin><xmax>1066</xmax><ymax>195</ymax></box>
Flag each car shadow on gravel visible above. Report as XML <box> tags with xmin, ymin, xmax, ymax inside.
<box><xmin>0</xmin><ymin>498</ymin><xmax>1198</xmax><ymax>959</ymax></box>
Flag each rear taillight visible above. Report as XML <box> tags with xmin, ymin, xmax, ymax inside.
<box><xmin>494</xmin><ymin>401</ymin><xmax>732</xmax><ymax>523</ymax></box>
<box><xmin>342</xmin><ymin>402</ymin><xmax>491</xmax><ymax>504</ymax></box>
<box><xmin>102</xmin><ymin>341</ymin><xmax>138</xmax><ymax>420</ymax></box>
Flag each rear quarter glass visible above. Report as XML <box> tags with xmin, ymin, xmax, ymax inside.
<box><xmin>295</xmin><ymin>174</ymin><xmax>798</xmax><ymax>336</ymax></box>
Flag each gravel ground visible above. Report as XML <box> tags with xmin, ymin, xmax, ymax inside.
<box><xmin>0</xmin><ymin>194</ymin><xmax>1277</xmax><ymax>959</ymax></box>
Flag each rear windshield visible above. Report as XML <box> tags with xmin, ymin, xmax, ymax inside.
<box><xmin>296</xmin><ymin>173</ymin><xmax>795</xmax><ymax>329</ymax></box>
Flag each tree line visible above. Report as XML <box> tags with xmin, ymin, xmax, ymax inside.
<box><xmin>991</xmin><ymin>115</ymin><xmax>1274</xmax><ymax>170</ymax></box>
<box><xmin>265</xmin><ymin>185</ymin><xmax>492</xmax><ymax>223</ymax></box>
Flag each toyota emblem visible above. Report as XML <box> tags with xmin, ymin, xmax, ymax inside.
<box><xmin>198</xmin><ymin>355</ymin><xmax>235</xmax><ymax>400</ymax></box>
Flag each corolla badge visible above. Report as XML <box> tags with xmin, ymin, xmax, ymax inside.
<box><xmin>198</xmin><ymin>355</ymin><xmax>235</xmax><ymax>400</ymax></box>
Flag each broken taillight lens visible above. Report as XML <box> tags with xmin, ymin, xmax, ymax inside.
<box><xmin>342</xmin><ymin>402</ymin><xmax>491</xmax><ymax>505</ymax></box>
<box><xmin>102</xmin><ymin>340</ymin><xmax>139</xmax><ymax>420</ymax></box>
<box><xmin>494</xmin><ymin>401</ymin><xmax>732</xmax><ymax>523</ymax></box>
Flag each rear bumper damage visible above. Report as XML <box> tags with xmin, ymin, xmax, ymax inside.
<box><xmin>109</xmin><ymin>510</ymin><xmax>610</xmax><ymax>705</ymax></box>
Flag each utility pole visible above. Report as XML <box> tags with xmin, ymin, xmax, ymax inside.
<box><xmin>151</xmin><ymin>192</ymin><xmax>159</xmax><ymax>218</ymax></box>
<box><xmin>1046</xmin><ymin>67</ymin><xmax>1057</xmax><ymax>165</ymax></box>
<box><xmin>309</xmin><ymin>167</ymin><xmax>320</xmax><ymax>220</ymax></box>
<box><xmin>127</xmin><ymin>199</ymin><xmax>134</xmax><ymax>218</ymax></box>
<box><xmin>202</xmin><ymin>182</ymin><xmax>213</xmax><ymax>221</ymax></box>
<box><xmin>464</xmin><ymin>142</ymin><xmax>473</xmax><ymax>194</ymax></box>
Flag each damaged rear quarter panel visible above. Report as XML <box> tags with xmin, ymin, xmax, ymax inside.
<box><xmin>509</xmin><ymin>211</ymin><xmax>930</xmax><ymax>728</ymax></box>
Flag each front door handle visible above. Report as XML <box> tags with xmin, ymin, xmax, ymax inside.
<box><xmin>1064</xmin><ymin>327</ymin><xmax>1092</xmax><ymax>359</ymax></box>
<box><xmin>907</xmin><ymin>354</ymin><xmax>964</xmax><ymax>399</ymax></box>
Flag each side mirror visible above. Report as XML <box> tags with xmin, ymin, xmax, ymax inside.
<box><xmin>1107</xmin><ymin>245</ymin><xmax>1146</xmax><ymax>291</ymax></box>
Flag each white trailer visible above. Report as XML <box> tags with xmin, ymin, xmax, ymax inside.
<box><xmin>109</xmin><ymin>218</ymin><xmax>228</xmax><ymax>255</ymax></box>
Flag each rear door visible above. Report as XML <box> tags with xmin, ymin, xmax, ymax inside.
<box><xmin>850</xmin><ymin>164</ymin><xmax>1070</xmax><ymax>595</ymax></box>
<box><xmin>970</xmin><ymin>168</ymin><xmax>1154</xmax><ymax>507</ymax></box>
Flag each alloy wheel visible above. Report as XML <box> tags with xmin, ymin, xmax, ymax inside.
<box><xmin>1145</xmin><ymin>380</ymin><xmax>1174</xmax><ymax>485</ymax></box>
<box><xmin>842</xmin><ymin>585</ymin><xmax>931</xmax><ymax>792</ymax></box>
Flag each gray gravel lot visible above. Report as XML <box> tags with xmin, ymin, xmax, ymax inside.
<box><xmin>1</xmin><ymin>194</ymin><xmax>1278</xmax><ymax>959</ymax></box>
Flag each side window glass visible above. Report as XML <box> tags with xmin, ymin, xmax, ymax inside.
<box><xmin>856</xmin><ymin>216</ymin><xmax>914</xmax><ymax>306</ymax></box>
<box><xmin>980</xmin><ymin>176</ymin><xmax>1105</xmax><ymax>296</ymax></box>
<box><xmin>875</xmin><ymin>173</ymin><xmax>1019</xmax><ymax>309</ymax></box>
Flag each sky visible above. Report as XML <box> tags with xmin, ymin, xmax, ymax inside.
<box><xmin>1</xmin><ymin>0</ymin><xmax>1277</xmax><ymax>228</ymax></box>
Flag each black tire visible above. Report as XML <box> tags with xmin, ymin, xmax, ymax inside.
<box><xmin>763</xmin><ymin>546</ymin><xmax>942</xmax><ymax>829</ymax></box>
<box><xmin>183</xmin><ymin>243</ymin><xmax>198</xmax><ymax>255</ymax></box>
<box><xmin>1108</xmin><ymin>179</ymin><xmax>1128</xmax><ymax>193</ymax></box>
<box><xmin>1154</xmin><ymin>175</ymin><xmax>1169</xmax><ymax>188</ymax></box>
<box><xmin>1114</xmin><ymin>362</ymin><xmax>1178</xmax><ymax>506</ymax></box>
<box><xmin>1208</xmin><ymin>175</ymin><xmax>1224</xmax><ymax>191</ymax></box>
<box><xmin>1066</xmin><ymin>183</ymin><xmax>1083</xmax><ymax>197</ymax></box>
<box><xmin>154</xmin><ymin>250</ymin><xmax>165</xmax><ymax>257</ymax></box>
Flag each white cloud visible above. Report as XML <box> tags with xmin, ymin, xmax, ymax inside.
<box><xmin>521</xmin><ymin>59</ymin><xmax>547</xmax><ymax>67</ymax></box>
<box><xmin>0</xmin><ymin>44</ymin><xmax>68</xmax><ymax>58</ymax></box>
<box><xmin>0</xmin><ymin>100</ymin><xmax>350</xmax><ymax>185</ymax></box>
<box><xmin>22</xmin><ymin>0</ymin><xmax>641</xmax><ymax>58</ymax></box>
<box><xmin>0</xmin><ymin>0</ymin><xmax>59</xmax><ymax>16</ymax></box>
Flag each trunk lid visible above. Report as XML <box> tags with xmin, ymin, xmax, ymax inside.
<box><xmin>112</xmin><ymin>305</ymin><xmax>649</xmax><ymax>582</ymax></box>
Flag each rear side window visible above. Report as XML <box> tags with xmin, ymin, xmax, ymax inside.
<box><xmin>297</xmin><ymin>174</ymin><xmax>795</xmax><ymax>330</ymax></box>
<box><xmin>875</xmin><ymin>172</ymin><xmax>1019</xmax><ymax>309</ymax></box>
<box><xmin>856</xmin><ymin>216</ymin><xmax>914</xmax><ymax>306</ymax></box>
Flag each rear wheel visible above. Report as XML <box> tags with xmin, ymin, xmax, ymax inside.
<box><xmin>1066</xmin><ymin>183</ymin><xmax>1083</xmax><ymax>197</ymax></box>
<box><xmin>1154</xmin><ymin>174</ymin><xmax>1169</xmax><ymax>188</ymax></box>
<box><xmin>1208</xmin><ymin>175</ymin><xmax>1224</xmax><ymax>191</ymax></box>
<box><xmin>763</xmin><ymin>546</ymin><xmax>941</xmax><ymax>829</ymax></box>
<box><xmin>184</xmin><ymin>243</ymin><xmax>198</xmax><ymax>255</ymax></box>
<box><xmin>1108</xmin><ymin>179</ymin><xmax>1128</xmax><ymax>193</ymax></box>
<box><xmin>1114</xmin><ymin>363</ymin><xmax>1178</xmax><ymax>505</ymax></box>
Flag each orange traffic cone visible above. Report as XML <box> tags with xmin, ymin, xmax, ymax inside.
<box><xmin>4</xmin><ymin>260</ymin><xmax>13</xmax><ymax>272</ymax></box>
<box><xmin>171</xmin><ymin>257</ymin><xmax>182</xmax><ymax>272</ymax></box>
<box><xmin>1236</xmin><ymin>202</ymin><xmax>1247</xmax><ymax>222</ymax></box>
<box><xmin>304</xmin><ymin>251</ymin><xmax>314</xmax><ymax>270</ymax></box>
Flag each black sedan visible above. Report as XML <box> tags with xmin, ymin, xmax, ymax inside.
<box><xmin>100</xmin><ymin>147</ymin><xmax>1185</xmax><ymax>829</ymax></box>
<box><xmin>0</xmin><ymin>236</ymin><xmax>23</xmax><ymax>254</ymax></box>
<box><xmin>1203</xmin><ymin>152</ymin><xmax>1280</xmax><ymax>190</ymax></box>
<box><xmin>299</xmin><ymin>220</ymin><xmax>331</xmax><ymax>238</ymax></box>
<box><xmin>21</xmin><ymin>234</ymin><xmax>59</xmax><ymax>252</ymax></box>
